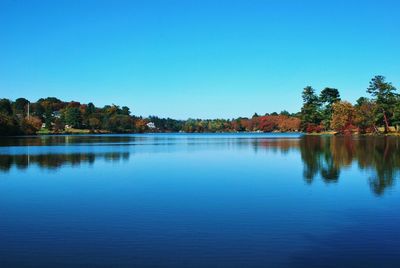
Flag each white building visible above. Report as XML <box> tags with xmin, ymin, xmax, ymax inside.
<box><xmin>146</xmin><ymin>122</ymin><xmax>156</xmax><ymax>129</ymax></box>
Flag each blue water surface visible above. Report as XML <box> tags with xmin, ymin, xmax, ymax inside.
<box><xmin>0</xmin><ymin>133</ymin><xmax>399</xmax><ymax>267</ymax></box>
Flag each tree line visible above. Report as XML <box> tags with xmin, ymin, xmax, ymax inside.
<box><xmin>300</xmin><ymin>75</ymin><xmax>398</xmax><ymax>134</ymax></box>
<box><xmin>0</xmin><ymin>97</ymin><xmax>300</xmax><ymax>136</ymax></box>
<box><xmin>0</xmin><ymin>98</ymin><xmax>142</xmax><ymax>135</ymax></box>
<box><xmin>0</xmin><ymin>75</ymin><xmax>397</xmax><ymax>136</ymax></box>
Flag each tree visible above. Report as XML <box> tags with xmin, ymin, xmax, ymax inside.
<box><xmin>258</xmin><ymin>116</ymin><xmax>278</xmax><ymax>132</ymax></box>
<box><xmin>320</xmin><ymin>88</ymin><xmax>341</xmax><ymax>130</ymax></box>
<box><xmin>24</xmin><ymin>116</ymin><xmax>42</xmax><ymax>130</ymax></box>
<box><xmin>14</xmin><ymin>98</ymin><xmax>29</xmax><ymax>116</ymax></box>
<box><xmin>104</xmin><ymin>105</ymin><xmax>119</xmax><ymax>117</ymax></box>
<box><xmin>106</xmin><ymin>114</ymin><xmax>135</xmax><ymax>132</ymax></box>
<box><xmin>0</xmin><ymin>112</ymin><xmax>20</xmax><ymax>135</ymax></box>
<box><xmin>32</xmin><ymin>102</ymin><xmax>45</xmax><ymax>119</ymax></box>
<box><xmin>64</xmin><ymin>107</ymin><xmax>82</xmax><ymax>128</ymax></box>
<box><xmin>356</xmin><ymin>97</ymin><xmax>369</xmax><ymax>106</ymax></box>
<box><xmin>66</xmin><ymin>101</ymin><xmax>81</xmax><ymax>108</ymax></box>
<box><xmin>121</xmin><ymin>106</ymin><xmax>131</xmax><ymax>115</ymax></box>
<box><xmin>44</xmin><ymin>106</ymin><xmax>53</xmax><ymax>129</ymax></box>
<box><xmin>88</xmin><ymin>117</ymin><xmax>102</xmax><ymax>130</ymax></box>
<box><xmin>278</xmin><ymin>116</ymin><xmax>301</xmax><ymax>132</ymax></box>
<box><xmin>0</xmin><ymin>99</ymin><xmax>13</xmax><ymax>115</ymax></box>
<box><xmin>39</xmin><ymin>98</ymin><xmax>65</xmax><ymax>119</ymax></box>
<box><xmin>53</xmin><ymin>118</ymin><xmax>65</xmax><ymax>132</ymax></box>
<box><xmin>300</xmin><ymin>86</ymin><xmax>321</xmax><ymax>131</ymax></box>
<box><xmin>21</xmin><ymin>116</ymin><xmax>42</xmax><ymax>134</ymax></box>
<box><xmin>367</xmin><ymin>75</ymin><xmax>397</xmax><ymax>133</ymax></box>
<box><xmin>280</xmin><ymin>110</ymin><xmax>290</xmax><ymax>116</ymax></box>
<box><xmin>392</xmin><ymin>102</ymin><xmax>400</xmax><ymax>131</ymax></box>
<box><xmin>354</xmin><ymin>98</ymin><xmax>378</xmax><ymax>133</ymax></box>
<box><xmin>331</xmin><ymin>101</ymin><xmax>356</xmax><ymax>134</ymax></box>
<box><xmin>85</xmin><ymin>102</ymin><xmax>96</xmax><ymax>115</ymax></box>
<box><xmin>320</xmin><ymin>88</ymin><xmax>341</xmax><ymax>104</ymax></box>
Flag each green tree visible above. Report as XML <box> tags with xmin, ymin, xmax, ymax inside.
<box><xmin>88</xmin><ymin>117</ymin><xmax>102</xmax><ymax>130</ymax></box>
<box><xmin>367</xmin><ymin>75</ymin><xmax>397</xmax><ymax>133</ymax></box>
<box><xmin>320</xmin><ymin>88</ymin><xmax>341</xmax><ymax>104</ymax></box>
<box><xmin>121</xmin><ymin>106</ymin><xmax>131</xmax><ymax>115</ymax></box>
<box><xmin>106</xmin><ymin>114</ymin><xmax>134</xmax><ymax>132</ymax></box>
<box><xmin>300</xmin><ymin>86</ymin><xmax>321</xmax><ymax>131</ymax></box>
<box><xmin>32</xmin><ymin>102</ymin><xmax>44</xmax><ymax>119</ymax></box>
<box><xmin>44</xmin><ymin>107</ymin><xmax>53</xmax><ymax>129</ymax></box>
<box><xmin>85</xmin><ymin>102</ymin><xmax>96</xmax><ymax>115</ymax></box>
<box><xmin>0</xmin><ymin>113</ymin><xmax>20</xmax><ymax>136</ymax></box>
<box><xmin>0</xmin><ymin>99</ymin><xmax>20</xmax><ymax>136</ymax></box>
<box><xmin>0</xmin><ymin>99</ymin><xmax>13</xmax><ymax>115</ymax></box>
<box><xmin>356</xmin><ymin>97</ymin><xmax>369</xmax><ymax>106</ymax></box>
<box><xmin>392</xmin><ymin>102</ymin><xmax>400</xmax><ymax>131</ymax></box>
<box><xmin>320</xmin><ymin>88</ymin><xmax>340</xmax><ymax>129</ymax></box>
<box><xmin>64</xmin><ymin>107</ymin><xmax>82</xmax><ymax>128</ymax></box>
<box><xmin>354</xmin><ymin>97</ymin><xmax>378</xmax><ymax>133</ymax></box>
<box><xmin>14</xmin><ymin>98</ymin><xmax>29</xmax><ymax>116</ymax></box>
<box><xmin>280</xmin><ymin>110</ymin><xmax>290</xmax><ymax>116</ymax></box>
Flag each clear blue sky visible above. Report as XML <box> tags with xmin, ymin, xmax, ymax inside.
<box><xmin>0</xmin><ymin>0</ymin><xmax>399</xmax><ymax>119</ymax></box>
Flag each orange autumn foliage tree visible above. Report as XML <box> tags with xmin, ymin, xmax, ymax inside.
<box><xmin>247</xmin><ymin>115</ymin><xmax>301</xmax><ymax>132</ymax></box>
<box><xmin>331</xmin><ymin>101</ymin><xmax>357</xmax><ymax>134</ymax></box>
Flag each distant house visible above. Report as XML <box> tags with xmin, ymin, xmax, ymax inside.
<box><xmin>146</xmin><ymin>122</ymin><xmax>156</xmax><ymax>129</ymax></box>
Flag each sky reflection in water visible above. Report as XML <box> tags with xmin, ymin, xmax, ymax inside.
<box><xmin>0</xmin><ymin>134</ymin><xmax>398</xmax><ymax>196</ymax></box>
<box><xmin>0</xmin><ymin>134</ymin><xmax>400</xmax><ymax>267</ymax></box>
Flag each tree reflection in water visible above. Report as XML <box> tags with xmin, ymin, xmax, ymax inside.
<box><xmin>1</xmin><ymin>135</ymin><xmax>399</xmax><ymax>196</ymax></box>
<box><xmin>258</xmin><ymin>136</ymin><xmax>400</xmax><ymax>196</ymax></box>
<box><xmin>0</xmin><ymin>152</ymin><xmax>129</xmax><ymax>171</ymax></box>
<box><xmin>304</xmin><ymin>136</ymin><xmax>400</xmax><ymax>195</ymax></box>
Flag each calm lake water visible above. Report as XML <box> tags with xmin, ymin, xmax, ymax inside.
<box><xmin>1</xmin><ymin>133</ymin><xmax>400</xmax><ymax>267</ymax></box>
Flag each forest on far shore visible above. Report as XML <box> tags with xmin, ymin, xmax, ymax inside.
<box><xmin>0</xmin><ymin>75</ymin><xmax>398</xmax><ymax>136</ymax></box>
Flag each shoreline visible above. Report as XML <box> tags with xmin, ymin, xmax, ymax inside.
<box><xmin>306</xmin><ymin>131</ymin><xmax>400</xmax><ymax>137</ymax></box>
<box><xmin>3</xmin><ymin>131</ymin><xmax>400</xmax><ymax>137</ymax></box>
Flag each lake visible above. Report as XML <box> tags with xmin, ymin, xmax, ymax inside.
<box><xmin>1</xmin><ymin>133</ymin><xmax>400</xmax><ymax>267</ymax></box>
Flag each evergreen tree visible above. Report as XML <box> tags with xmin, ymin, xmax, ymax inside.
<box><xmin>320</xmin><ymin>88</ymin><xmax>341</xmax><ymax>129</ymax></box>
<box><xmin>367</xmin><ymin>75</ymin><xmax>397</xmax><ymax>133</ymax></box>
<box><xmin>64</xmin><ymin>107</ymin><xmax>82</xmax><ymax>128</ymax></box>
<box><xmin>300</xmin><ymin>86</ymin><xmax>321</xmax><ymax>131</ymax></box>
